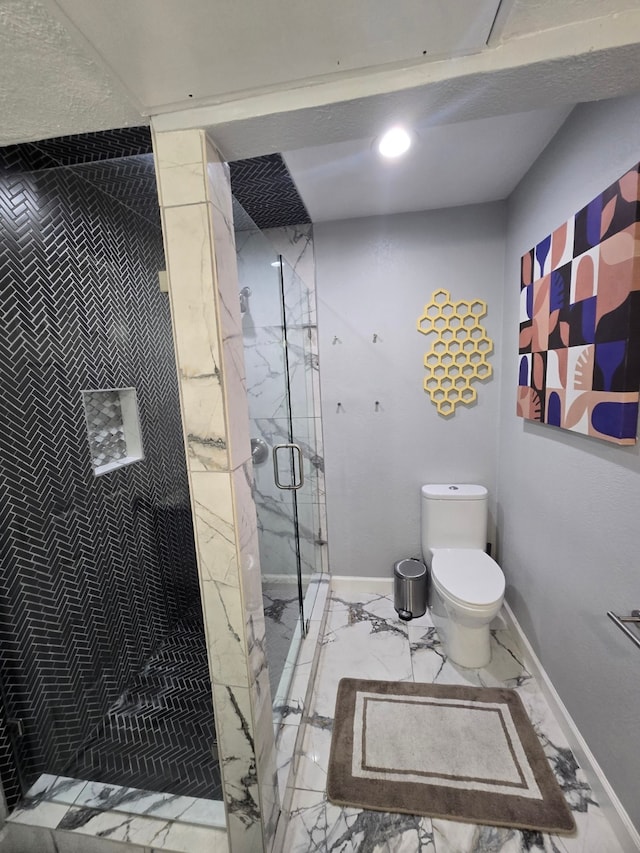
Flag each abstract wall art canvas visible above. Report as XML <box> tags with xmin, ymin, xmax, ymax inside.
<box><xmin>518</xmin><ymin>162</ymin><xmax>640</xmax><ymax>445</ymax></box>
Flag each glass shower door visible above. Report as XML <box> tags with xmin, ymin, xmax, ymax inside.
<box><xmin>278</xmin><ymin>256</ymin><xmax>321</xmax><ymax>614</ymax></box>
<box><xmin>235</xmin><ymin>209</ymin><xmax>311</xmax><ymax>716</ymax></box>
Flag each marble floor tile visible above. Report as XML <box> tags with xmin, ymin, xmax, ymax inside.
<box><xmin>328</xmin><ymin>591</ymin><xmax>399</xmax><ymax>619</ymax></box>
<box><xmin>55</xmin><ymin>831</ymin><xmax>148</xmax><ymax>853</ymax></box>
<box><xmin>293</xmin><ymin>723</ymin><xmax>331</xmax><ymax>793</ymax></box>
<box><xmin>432</xmin><ymin>819</ymin><xmax>556</xmax><ymax>853</ymax></box>
<box><xmin>16</xmin><ymin>773</ymin><xmax>226</xmax><ymax>832</ymax></box>
<box><xmin>0</xmin><ymin>822</ymin><xmax>58</xmax><ymax>853</ymax></box>
<box><xmin>23</xmin><ymin>774</ymin><xmax>88</xmax><ymax>807</ymax></box>
<box><xmin>282</xmin><ymin>589</ymin><xmax>623</xmax><ymax>853</ymax></box>
<box><xmin>68</xmin><ymin>780</ymin><xmax>226</xmax><ymax>827</ymax></box>
<box><xmin>409</xmin><ymin>626</ymin><xmax>533</xmax><ymax>689</ymax></box>
<box><xmin>8</xmin><ymin>800</ymin><xmax>70</xmax><ymax>828</ymax></box>
<box><xmin>283</xmin><ymin>790</ymin><xmax>436</xmax><ymax>853</ymax></box>
<box><xmin>432</xmin><ymin>805</ymin><xmax>622</xmax><ymax>853</ymax></box>
<box><xmin>276</xmin><ymin>722</ymin><xmax>299</xmax><ymax>800</ymax></box>
<box><xmin>312</xmin><ymin>605</ymin><xmax>412</xmax><ymax>720</ymax></box>
<box><xmin>55</xmin><ymin>804</ymin><xmax>228</xmax><ymax>851</ymax></box>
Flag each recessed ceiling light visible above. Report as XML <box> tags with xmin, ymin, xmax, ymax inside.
<box><xmin>377</xmin><ymin>126</ymin><xmax>412</xmax><ymax>159</ymax></box>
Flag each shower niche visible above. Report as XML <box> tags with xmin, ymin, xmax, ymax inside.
<box><xmin>81</xmin><ymin>386</ymin><xmax>144</xmax><ymax>475</ymax></box>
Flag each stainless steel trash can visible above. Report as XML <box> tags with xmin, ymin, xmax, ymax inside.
<box><xmin>394</xmin><ymin>558</ymin><xmax>427</xmax><ymax>621</ymax></box>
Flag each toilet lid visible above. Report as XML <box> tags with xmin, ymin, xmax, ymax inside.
<box><xmin>431</xmin><ymin>549</ymin><xmax>505</xmax><ymax>607</ymax></box>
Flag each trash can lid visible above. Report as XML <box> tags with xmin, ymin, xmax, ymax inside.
<box><xmin>394</xmin><ymin>558</ymin><xmax>426</xmax><ymax>579</ymax></box>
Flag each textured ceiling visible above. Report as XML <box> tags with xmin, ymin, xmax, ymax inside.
<box><xmin>2</xmin><ymin>0</ymin><xmax>640</xmax><ymax>145</ymax></box>
<box><xmin>52</xmin><ymin>0</ymin><xmax>501</xmax><ymax>111</ymax></box>
<box><xmin>498</xmin><ymin>0</ymin><xmax>640</xmax><ymax>40</ymax></box>
<box><xmin>2</xmin><ymin>0</ymin><xmax>640</xmax><ymax>225</ymax></box>
<box><xmin>282</xmin><ymin>106</ymin><xmax>573</xmax><ymax>221</ymax></box>
<box><xmin>0</xmin><ymin>0</ymin><xmax>142</xmax><ymax>145</ymax></box>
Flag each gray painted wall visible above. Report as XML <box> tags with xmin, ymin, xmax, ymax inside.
<box><xmin>315</xmin><ymin>205</ymin><xmax>506</xmax><ymax>577</ymax></box>
<box><xmin>498</xmin><ymin>93</ymin><xmax>640</xmax><ymax>831</ymax></box>
<box><xmin>315</xmin><ymin>99</ymin><xmax>640</xmax><ymax>829</ymax></box>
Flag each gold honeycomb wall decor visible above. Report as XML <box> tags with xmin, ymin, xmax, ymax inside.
<box><xmin>417</xmin><ymin>288</ymin><xmax>493</xmax><ymax>417</ymax></box>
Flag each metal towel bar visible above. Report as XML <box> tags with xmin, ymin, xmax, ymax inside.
<box><xmin>607</xmin><ymin>610</ymin><xmax>640</xmax><ymax>650</ymax></box>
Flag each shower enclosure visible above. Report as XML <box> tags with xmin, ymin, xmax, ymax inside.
<box><xmin>234</xmin><ymin>200</ymin><xmax>326</xmax><ymax>718</ymax></box>
<box><xmin>0</xmin><ymin>136</ymin><xmax>221</xmax><ymax>812</ymax></box>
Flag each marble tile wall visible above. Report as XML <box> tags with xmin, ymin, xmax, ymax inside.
<box><xmin>266</xmin><ymin>225</ymin><xmax>327</xmax><ymax>579</ymax></box>
<box><xmin>236</xmin><ymin>222</ymin><xmax>328</xmax><ymax>591</ymax></box>
<box><xmin>153</xmin><ymin>129</ymin><xmax>278</xmax><ymax>853</ymax></box>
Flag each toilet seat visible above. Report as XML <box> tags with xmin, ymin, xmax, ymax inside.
<box><xmin>431</xmin><ymin>549</ymin><xmax>505</xmax><ymax>608</ymax></box>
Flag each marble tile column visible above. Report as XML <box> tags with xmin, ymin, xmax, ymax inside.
<box><xmin>152</xmin><ymin>129</ymin><xmax>278</xmax><ymax>853</ymax></box>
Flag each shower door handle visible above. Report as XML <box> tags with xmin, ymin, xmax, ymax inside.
<box><xmin>273</xmin><ymin>444</ymin><xmax>304</xmax><ymax>490</ymax></box>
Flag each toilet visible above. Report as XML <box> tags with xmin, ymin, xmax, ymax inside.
<box><xmin>421</xmin><ymin>484</ymin><xmax>505</xmax><ymax>668</ymax></box>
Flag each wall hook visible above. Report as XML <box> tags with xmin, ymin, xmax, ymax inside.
<box><xmin>336</xmin><ymin>402</ymin><xmax>343</xmax><ymax>413</ymax></box>
<box><xmin>372</xmin><ymin>333</ymin><xmax>379</xmax><ymax>343</ymax></box>
<box><xmin>332</xmin><ymin>336</ymin><xmax>342</xmax><ymax>345</ymax></box>
<box><xmin>374</xmin><ymin>400</ymin><xmax>380</xmax><ymax>411</ymax></box>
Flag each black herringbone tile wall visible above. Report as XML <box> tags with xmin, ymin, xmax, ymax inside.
<box><xmin>230</xmin><ymin>153</ymin><xmax>310</xmax><ymax>229</ymax></box>
<box><xmin>72</xmin><ymin>155</ymin><xmax>161</xmax><ymax>225</ymax></box>
<box><xmin>0</xmin><ymin>127</ymin><xmax>153</xmax><ymax>174</ymax></box>
<box><xmin>0</xmin><ymin>129</ymin><xmax>310</xmax><ymax>231</ymax></box>
<box><xmin>0</xmin><ymin>149</ymin><xmax>212</xmax><ymax>808</ymax></box>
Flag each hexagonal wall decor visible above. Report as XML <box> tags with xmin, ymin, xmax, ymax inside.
<box><xmin>417</xmin><ymin>289</ymin><xmax>493</xmax><ymax>416</ymax></box>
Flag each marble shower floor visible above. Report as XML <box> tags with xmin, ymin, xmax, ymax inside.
<box><xmin>282</xmin><ymin>589</ymin><xmax>623</xmax><ymax>853</ymax></box>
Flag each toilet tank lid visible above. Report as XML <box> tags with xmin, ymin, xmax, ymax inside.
<box><xmin>421</xmin><ymin>484</ymin><xmax>487</xmax><ymax>500</ymax></box>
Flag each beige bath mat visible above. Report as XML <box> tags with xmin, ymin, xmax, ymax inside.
<box><xmin>327</xmin><ymin>678</ymin><xmax>575</xmax><ymax>834</ymax></box>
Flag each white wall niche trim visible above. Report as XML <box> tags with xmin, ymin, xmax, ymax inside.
<box><xmin>81</xmin><ymin>386</ymin><xmax>144</xmax><ymax>476</ymax></box>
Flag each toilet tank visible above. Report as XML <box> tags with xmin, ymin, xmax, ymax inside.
<box><xmin>421</xmin><ymin>484</ymin><xmax>488</xmax><ymax>558</ymax></box>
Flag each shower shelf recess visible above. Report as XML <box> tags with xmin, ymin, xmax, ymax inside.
<box><xmin>81</xmin><ymin>386</ymin><xmax>144</xmax><ymax>476</ymax></box>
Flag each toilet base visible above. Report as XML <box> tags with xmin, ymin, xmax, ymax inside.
<box><xmin>430</xmin><ymin>588</ymin><xmax>493</xmax><ymax>669</ymax></box>
<box><xmin>447</xmin><ymin>621</ymin><xmax>492</xmax><ymax>668</ymax></box>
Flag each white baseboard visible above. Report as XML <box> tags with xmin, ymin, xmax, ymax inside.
<box><xmin>503</xmin><ymin>602</ymin><xmax>640</xmax><ymax>852</ymax></box>
<box><xmin>330</xmin><ymin>575</ymin><xmax>393</xmax><ymax>595</ymax></box>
